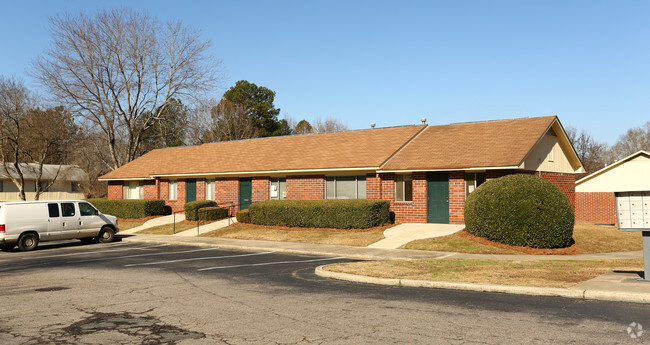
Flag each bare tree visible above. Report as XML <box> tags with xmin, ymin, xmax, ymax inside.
<box><xmin>609</xmin><ymin>121</ymin><xmax>650</xmax><ymax>161</ymax></box>
<box><xmin>0</xmin><ymin>77</ymin><xmax>77</xmax><ymax>200</ymax></box>
<box><xmin>32</xmin><ymin>8</ymin><xmax>222</xmax><ymax>169</ymax></box>
<box><xmin>201</xmin><ymin>99</ymin><xmax>259</xmax><ymax>142</ymax></box>
<box><xmin>565</xmin><ymin>126</ymin><xmax>608</xmax><ymax>176</ymax></box>
<box><xmin>313</xmin><ymin>117</ymin><xmax>348</xmax><ymax>133</ymax></box>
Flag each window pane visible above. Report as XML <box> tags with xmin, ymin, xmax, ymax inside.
<box><xmin>0</xmin><ymin>180</ymin><xmax>3</xmax><ymax>192</ymax></box>
<box><xmin>336</xmin><ymin>176</ymin><xmax>356</xmax><ymax>199</ymax></box>
<box><xmin>404</xmin><ymin>175</ymin><xmax>412</xmax><ymax>201</ymax></box>
<box><xmin>326</xmin><ymin>177</ymin><xmax>335</xmax><ymax>199</ymax></box>
<box><xmin>465</xmin><ymin>173</ymin><xmax>476</xmax><ymax>195</ymax></box>
<box><xmin>357</xmin><ymin>177</ymin><xmax>366</xmax><ymax>199</ymax></box>
<box><xmin>61</xmin><ymin>203</ymin><xmax>75</xmax><ymax>217</ymax></box>
<box><xmin>169</xmin><ymin>181</ymin><xmax>177</xmax><ymax>200</ymax></box>
<box><xmin>79</xmin><ymin>202</ymin><xmax>96</xmax><ymax>216</ymax></box>
<box><xmin>476</xmin><ymin>173</ymin><xmax>486</xmax><ymax>187</ymax></box>
<box><xmin>279</xmin><ymin>178</ymin><xmax>286</xmax><ymax>200</ymax></box>
<box><xmin>270</xmin><ymin>179</ymin><xmax>279</xmax><ymax>200</ymax></box>
<box><xmin>48</xmin><ymin>203</ymin><xmax>59</xmax><ymax>218</ymax></box>
<box><xmin>395</xmin><ymin>175</ymin><xmax>404</xmax><ymax>201</ymax></box>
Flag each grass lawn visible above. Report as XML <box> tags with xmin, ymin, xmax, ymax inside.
<box><xmin>402</xmin><ymin>224</ymin><xmax>643</xmax><ymax>254</ymax></box>
<box><xmin>200</xmin><ymin>223</ymin><xmax>386</xmax><ymax>247</ymax></box>
<box><xmin>323</xmin><ymin>258</ymin><xmax>644</xmax><ymax>288</ymax></box>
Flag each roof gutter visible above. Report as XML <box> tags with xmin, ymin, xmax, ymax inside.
<box><xmin>378</xmin><ymin>166</ymin><xmax>521</xmax><ymax>173</ymax></box>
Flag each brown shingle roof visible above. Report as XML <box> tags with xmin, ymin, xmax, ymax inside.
<box><xmin>100</xmin><ymin>125</ymin><xmax>426</xmax><ymax>179</ymax></box>
<box><xmin>380</xmin><ymin>116</ymin><xmax>557</xmax><ymax>170</ymax></box>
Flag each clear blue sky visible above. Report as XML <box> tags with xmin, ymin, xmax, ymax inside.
<box><xmin>0</xmin><ymin>0</ymin><xmax>647</xmax><ymax>145</ymax></box>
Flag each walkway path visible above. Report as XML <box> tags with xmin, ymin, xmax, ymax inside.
<box><xmin>173</xmin><ymin>217</ymin><xmax>238</xmax><ymax>237</ymax></box>
<box><xmin>120</xmin><ymin>214</ymin><xmax>186</xmax><ymax>235</ymax></box>
<box><xmin>367</xmin><ymin>223</ymin><xmax>465</xmax><ymax>249</ymax></box>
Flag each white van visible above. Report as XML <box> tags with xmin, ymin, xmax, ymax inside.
<box><xmin>0</xmin><ymin>200</ymin><xmax>119</xmax><ymax>251</ymax></box>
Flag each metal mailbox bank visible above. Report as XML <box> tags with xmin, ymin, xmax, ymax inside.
<box><xmin>615</xmin><ymin>191</ymin><xmax>650</xmax><ymax>281</ymax></box>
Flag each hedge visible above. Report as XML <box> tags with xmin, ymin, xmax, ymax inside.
<box><xmin>197</xmin><ymin>206</ymin><xmax>229</xmax><ymax>221</ymax></box>
<box><xmin>463</xmin><ymin>174</ymin><xmax>574</xmax><ymax>249</ymax></box>
<box><xmin>248</xmin><ymin>199</ymin><xmax>390</xmax><ymax>229</ymax></box>
<box><xmin>184</xmin><ymin>200</ymin><xmax>218</xmax><ymax>221</ymax></box>
<box><xmin>236</xmin><ymin>209</ymin><xmax>251</xmax><ymax>223</ymax></box>
<box><xmin>86</xmin><ymin>199</ymin><xmax>166</xmax><ymax>219</ymax></box>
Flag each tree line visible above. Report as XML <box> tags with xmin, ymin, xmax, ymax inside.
<box><xmin>0</xmin><ymin>8</ymin><xmax>347</xmax><ymax>199</ymax></box>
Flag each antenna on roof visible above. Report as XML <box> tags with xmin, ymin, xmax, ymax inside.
<box><xmin>370</xmin><ymin>123</ymin><xmax>376</xmax><ymax>129</ymax></box>
<box><xmin>421</xmin><ymin>117</ymin><xmax>427</xmax><ymax>124</ymax></box>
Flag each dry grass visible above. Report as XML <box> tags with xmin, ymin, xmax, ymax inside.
<box><xmin>402</xmin><ymin>224</ymin><xmax>643</xmax><ymax>254</ymax></box>
<box><xmin>201</xmin><ymin>223</ymin><xmax>386</xmax><ymax>246</ymax></box>
<box><xmin>324</xmin><ymin>259</ymin><xmax>644</xmax><ymax>288</ymax></box>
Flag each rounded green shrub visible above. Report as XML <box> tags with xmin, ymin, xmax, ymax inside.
<box><xmin>464</xmin><ymin>174</ymin><xmax>574</xmax><ymax>249</ymax></box>
<box><xmin>197</xmin><ymin>207</ymin><xmax>229</xmax><ymax>221</ymax></box>
<box><xmin>236</xmin><ymin>209</ymin><xmax>251</xmax><ymax>223</ymax></box>
<box><xmin>184</xmin><ymin>200</ymin><xmax>217</xmax><ymax>221</ymax></box>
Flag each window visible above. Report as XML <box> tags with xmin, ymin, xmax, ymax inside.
<box><xmin>395</xmin><ymin>174</ymin><xmax>413</xmax><ymax>202</ymax></box>
<box><xmin>325</xmin><ymin>176</ymin><xmax>366</xmax><ymax>199</ymax></box>
<box><xmin>169</xmin><ymin>180</ymin><xmax>178</xmax><ymax>200</ymax></box>
<box><xmin>0</xmin><ymin>180</ymin><xmax>3</xmax><ymax>192</ymax></box>
<box><xmin>465</xmin><ymin>172</ymin><xmax>486</xmax><ymax>196</ymax></box>
<box><xmin>48</xmin><ymin>203</ymin><xmax>60</xmax><ymax>218</ymax></box>
<box><xmin>270</xmin><ymin>178</ymin><xmax>286</xmax><ymax>200</ymax></box>
<box><xmin>71</xmin><ymin>182</ymin><xmax>81</xmax><ymax>193</ymax></box>
<box><xmin>206</xmin><ymin>179</ymin><xmax>215</xmax><ymax>200</ymax></box>
<box><xmin>79</xmin><ymin>202</ymin><xmax>98</xmax><ymax>216</ymax></box>
<box><xmin>123</xmin><ymin>181</ymin><xmax>144</xmax><ymax>199</ymax></box>
<box><xmin>61</xmin><ymin>203</ymin><xmax>75</xmax><ymax>217</ymax></box>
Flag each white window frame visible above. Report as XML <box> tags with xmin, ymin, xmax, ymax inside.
<box><xmin>124</xmin><ymin>181</ymin><xmax>144</xmax><ymax>200</ymax></box>
<box><xmin>270</xmin><ymin>178</ymin><xmax>287</xmax><ymax>200</ymax></box>
<box><xmin>169</xmin><ymin>180</ymin><xmax>178</xmax><ymax>200</ymax></box>
<box><xmin>395</xmin><ymin>174</ymin><xmax>413</xmax><ymax>202</ymax></box>
<box><xmin>465</xmin><ymin>172</ymin><xmax>486</xmax><ymax>197</ymax></box>
<box><xmin>206</xmin><ymin>179</ymin><xmax>215</xmax><ymax>200</ymax></box>
<box><xmin>325</xmin><ymin>176</ymin><xmax>366</xmax><ymax>199</ymax></box>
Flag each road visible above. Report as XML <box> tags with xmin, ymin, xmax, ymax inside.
<box><xmin>0</xmin><ymin>239</ymin><xmax>648</xmax><ymax>344</ymax></box>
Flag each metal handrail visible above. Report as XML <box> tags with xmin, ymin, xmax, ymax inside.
<box><xmin>172</xmin><ymin>210</ymin><xmax>184</xmax><ymax>234</ymax></box>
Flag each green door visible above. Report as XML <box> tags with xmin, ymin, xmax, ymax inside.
<box><xmin>239</xmin><ymin>178</ymin><xmax>252</xmax><ymax>210</ymax></box>
<box><xmin>186</xmin><ymin>179</ymin><xmax>196</xmax><ymax>203</ymax></box>
<box><xmin>427</xmin><ymin>172</ymin><xmax>449</xmax><ymax>223</ymax></box>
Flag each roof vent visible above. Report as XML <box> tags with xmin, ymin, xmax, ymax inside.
<box><xmin>370</xmin><ymin>123</ymin><xmax>376</xmax><ymax>129</ymax></box>
<box><xmin>421</xmin><ymin>117</ymin><xmax>427</xmax><ymax>124</ymax></box>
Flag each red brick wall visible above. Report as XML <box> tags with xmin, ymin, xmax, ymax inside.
<box><xmin>252</xmin><ymin>177</ymin><xmax>270</xmax><ymax>202</ymax></box>
<box><xmin>163</xmin><ymin>180</ymin><xmax>187</xmax><ymax>213</ymax></box>
<box><xmin>576</xmin><ymin>192</ymin><xmax>616</xmax><ymax>224</ymax></box>
<box><xmin>286</xmin><ymin>175</ymin><xmax>325</xmax><ymax>199</ymax></box>
<box><xmin>386</xmin><ymin>172</ymin><xmax>428</xmax><ymax>224</ymax></box>
<box><xmin>448</xmin><ymin>172</ymin><xmax>465</xmax><ymax>225</ymax></box>
<box><xmin>107</xmin><ymin>181</ymin><xmax>123</xmax><ymax>199</ymax></box>
<box><xmin>535</xmin><ymin>171</ymin><xmax>576</xmax><ymax>209</ymax></box>
<box><xmin>366</xmin><ymin>173</ymin><xmax>381</xmax><ymax>199</ymax></box>
<box><xmin>143</xmin><ymin>180</ymin><xmax>157</xmax><ymax>199</ymax></box>
<box><xmin>197</xmin><ymin>179</ymin><xmax>206</xmax><ymax>201</ymax></box>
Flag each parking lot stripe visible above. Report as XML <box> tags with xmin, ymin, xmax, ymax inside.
<box><xmin>197</xmin><ymin>256</ymin><xmax>346</xmax><ymax>271</ymax></box>
<box><xmin>68</xmin><ymin>246</ymin><xmax>220</xmax><ymax>264</ymax></box>
<box><xmin>123</xmin><ymin>251</ymin><xmax>277</xmax><ymax>267</ymax></box>
<box><xmin>20</xmin><ymin>243</ymin><xmax>169</xmax><ymax>260</ymax></box>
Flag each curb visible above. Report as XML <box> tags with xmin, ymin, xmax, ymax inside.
<box><xmin>314</xmin><ymin>265</ymin><xmax>650</xmax><ymax>304</ymax></box>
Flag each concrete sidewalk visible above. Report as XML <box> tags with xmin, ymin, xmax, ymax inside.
<box><xmin>117</xmin><ymin>233</ymin><xmax>648</xmax><ymax>303</ymax></box>
<box><xmin>367</xmin><ymin>223</ymin><xmax>465</xmax><ymax>249</ymax></box>
<box><xmin>173</xmin><ymin>217</ymin><xmax>238</xmax><ymax>237</ymax></box>
<box><xmin>120</xmin><ymin>214</ymin><xmax>186</xmax><ymax>234</ymax></box>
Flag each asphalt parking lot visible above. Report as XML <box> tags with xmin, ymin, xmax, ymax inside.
<box><xmin>1</xmin><ymin>239</ymin><xmax>649</xmax><ymax>344</ymax></box>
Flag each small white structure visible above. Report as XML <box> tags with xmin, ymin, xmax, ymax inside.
<box><xmin>576</xmin><ymin>151</ymin><xmax>650</xmax><ymax>193</ymax></box>
<box><xmin>0</xmin><ymin>164</ymin><xmax>88</xmax><ymax>201</ymax></box>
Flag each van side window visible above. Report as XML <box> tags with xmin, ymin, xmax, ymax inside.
<box><xmin>79</xmin><ymin>202</ymin><xmax>97</xmax><ymax>216</ymax></box>
<box><xmin>61</xmin><ymin>203</ymin><xmax>75</xmax><ymax>217</ymax></box>
<box><xmin>48</xmin><ymin>203</ymin><xmax>60</xmax><ymax>218</ymax></box>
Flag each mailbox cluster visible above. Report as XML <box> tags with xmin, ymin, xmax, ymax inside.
<box><xmin>616</xmin><ymin>191</ymin><xmax>650</xmax><ymax>230</ymax></box>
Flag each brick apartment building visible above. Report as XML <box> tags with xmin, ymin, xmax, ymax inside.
<box><xmin>575</xmin><ymin>150</ymin><xmax>650</xmax><ymax>224</ymax></box>
<box><xmin>99</xmin><ymin>116</ymin><xmax>584</xmax><ymax>224</ymax></box>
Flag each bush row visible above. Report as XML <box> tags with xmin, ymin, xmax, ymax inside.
<box><xmin>245</xmin><ymin>199</ymin><xmax>390</xmax><ymax>229</ymax></box>
<box><xmin>184</xmin><ymin>200</ymin><xmax>230</xmax><ymax>221</ymax></box>
<box><xmin>87</xmin><ymin>199</ymin><xmax>166</xmax><ymax>219</ymax></box>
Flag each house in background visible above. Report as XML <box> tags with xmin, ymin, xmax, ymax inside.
<box><xmin>575</xmin><ymin>150</ymin><xmax>650</xmax><ymax>224</ymax></box>
<box><xmin>99</xmin><ymin>116</ymin><xmax>584</xmax><ymax>224</ymax></box>
<box><xmin>0</xmin><ymin>164</ymin><xmax>88</xmax><ymax>201</ymax></box>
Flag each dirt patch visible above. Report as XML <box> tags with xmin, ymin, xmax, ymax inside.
<box><xmin>457</xmin><ymin>231</ymin><xmax>578</xmax><ymax>255</ymax></box>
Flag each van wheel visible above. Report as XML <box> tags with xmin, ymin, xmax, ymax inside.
<box><xmin>97</xmin><ymin>227</ymin><xmax>115</xmax><ymax>243</ymax></box>
<box><xmin>18</xmin><ymin>233</ymin><xmax>39</xmax><ymax>251</ymax></box>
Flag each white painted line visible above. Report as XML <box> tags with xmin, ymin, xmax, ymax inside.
<box><xmin>197</xmin><ymin>256</ymin><xmax>346</xmax><ymax>271</ymax></box>
<box><xmin>123</xmin><ymin>251</ymin><xmax>276</xmax><ymax>267</ymax></box>
<box><xmin>20</xmin><ymin>243</ymin><xmax>168</xmax><ymax>260</ymax></box>
<box><xmin>69</xmin><ymin>246</ymin><xmax>214</xmax><ymax>264</ymax></box>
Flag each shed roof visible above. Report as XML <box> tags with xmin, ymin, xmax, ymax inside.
<box><xmin>1</xmin><ymin>164</ymin><xmax>89</xmax><ymax>182</ymax></box>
